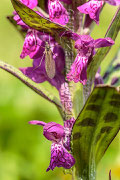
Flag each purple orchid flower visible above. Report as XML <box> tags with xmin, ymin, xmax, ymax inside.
<box><xmin>29</xmin><ymin>120</ymin><xmax>75</xmax><ymax>171</ymax></box>
<box><xmin>77</xmin><ymin>0</ymin><xmax>104</xmax><ymax>25</ymax></box>
<box><xmin>78</xmin><ymin>0</ymin><xmax>120</xmax><ymax>25</ymax></box>
<box><xmin>20</xmin><ymin>29</ymin><xmax>65</xmax><ymax>90</ymax></box>
<box><xmin>67</xmin><ymin>35</ymin><xmax>114</xmax><ymax>85</ymax></box>
<box><xmin>48</xmin><ymin>0</ymin><xmax>69</xmax><ymax>25</ymax></box>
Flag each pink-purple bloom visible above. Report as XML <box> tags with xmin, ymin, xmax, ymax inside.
<box><xmin>29</xmin><ymin>120</ymin><xmax>75</xmax><ymax>171</ymax></box>
<box><xmin>77</xmin><ymin>0</ymin><xmax>104</xmax><ymax>25</ymax></box>
<box><xmin>20</xmin><ymin>0</ymin><xmax>38</xmax><ymax>9</ymax></box>
<box><xmin>48</xmin><ymin>0</ymin><xmax>69</xmax><ymax>25</ymax></box>
<box><xmin>20</xmin><ymin>29</ymin><xmax>65</xmax><ymax>89</ymax></box>
<box><xmin>67</xmin><ymin>35</ymin><xmax>114</xmax><ymax>85</ymax></box>
<box><xmin>78</xmin><ymin>0</ymin><xmax>120</xmax><ymax>25</ymax></box>
<box><xmin>20</xmin><ymin>30</ymin><xmax>44</xmax><ymax>59</ymax></box>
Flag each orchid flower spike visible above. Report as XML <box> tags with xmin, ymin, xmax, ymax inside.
<box><xmin>29</xmin><ymin>120</ymin><xmax>75</xmax><ymax>171</ymax></box>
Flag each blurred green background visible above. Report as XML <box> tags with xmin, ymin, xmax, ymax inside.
<box><xmin>0</xmin><ymin>0</ymin><xmax>120</xmax><ymax>179</ymax></box>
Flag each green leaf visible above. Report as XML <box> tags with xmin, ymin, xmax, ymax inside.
<box><xmin>87</xmin><ymin>7</ymin><xmax>120</xmax><ymax>80</ymax></box>
<box><xmin>11</xmin><ymin>0</ymin><xmax>69</xmax><ymax>34</ymax></box>
<box><xmin>72</xmin><ymin>86</ymin><xmax>120</xmax><ymax>179</ymax></box>
<box><xmin>7</xmin><ymin>15</ymin><xmax>26</xmax><ymax>38</ymax></box>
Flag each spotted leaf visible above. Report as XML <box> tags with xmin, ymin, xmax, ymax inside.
<box><xmin>72</xmin><ymin>86</ymin><xmax>120</xmax><ymax>178</ymax></box>
<box><xmin>11</xmin><ymin>0</ymin><xmax>69</xmax><ymax>34</ymax></box>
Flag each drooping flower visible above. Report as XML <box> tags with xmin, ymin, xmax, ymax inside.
<box><xmin>29</xmin><ymin>120</ymin><xmax>75</xmax><ymax>171</ymax></box>
<box><xmin>48</xmin><ymin>0</ymin><xmax>69</xmax><ymax>25</ymax></box>
<box><xmin>78</xmin><ymin>0</ymin><xmax>120</xmax><ymax>25</ymax></box>
<box><xmin>67</xmin><ymin>35</ymin><xmax>114</xmax><ymax>85</ymax></box>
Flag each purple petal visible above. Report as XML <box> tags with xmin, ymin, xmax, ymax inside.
<box><xmin>77</xmin><ymin>0</ymin><xmax>104</xmax><ymax>25</ymax></box>
<box><xmin>13</xmin><ymin>13</ymin><xmax>29</xmax><ymax>29</ymax></box>
<box><xmin>84</xmin><ymin>14</ymin><xmax>94</xmax><ymax>28</ymax></box>
<box><xmin>20</xmin><ymin>0</ymin><xmax>38</xmax><ymax>9</ymax></box>
<box><xmin>67</xmin><ymin>54</ymin><xmax>89</xmax><ymax>85</ymax></box>
<box><xmin>75</xmin><ymin>35</ymin><xmax>94</xmax><ymax>49</ymax></box>
<box><xmin>94</xmin><ymin>37</ymin><xmax>114</xmax><ymax>48</ymax></box>
<box><xmin>48</xmin><ymin>0</ymin><xmax>69</xmax><ymax>25</ymax></box>
<box><xmin>43</xmin><ymin>122</ymin><xmax>65</xmax><ymax>142</ymax></box>
<box><xmin>29</xmin><ymin>120</ymin><xmax>46</xmax><ymax>126</ymax></box>
<box><xmin>46</xmin><ymin>143</ymin><xmax>75</xmax><ymax>171</ymax></box>
<box><xmin>20</xmin><ymin>30</ymin><xmax>44</xmax><ymax>59</ymax></box>
<box><xmin>60</xmin><ymin>31</ymin><xmax>80</xmax><ymax>41</ymax></box>
<box><xmin>20</xmin><ymin>66</ymin><xmax>47</xmax><ymax>83</ymax></box>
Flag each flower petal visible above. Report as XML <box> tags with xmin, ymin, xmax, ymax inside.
<box><xmin>43</xmin><ymin>122</ymin><xmax>65</xmax><ymax>142</ymax></box>
<box><xmin>20</xmin><ymin>0</ymin><xmax>38</xmax><ymax>9</ymax></box>
<box><xmin>67</xmin><ymin>54</ymin><xmax>88</xmax><ymax>85</ymax></box>
<box><xmin>46</xmin><ymin>143</ymin><xmax>75</xmax><ymax>171</ymax></box>
<box><xmin>48</xmin><ymin>0</ymin><xmax>69</xmax><ymax>25</ymax></box>
<box><xmin>20</xmin><ymin>30</ymin><xmax>44</xmax><ymax>59</ymax></box>
<box><xmin>29</xmin><ymin>121</ymin><xmax>64</xmax><ymax>142</ymax></box>
<box><xmin>94</xmin><ymin>37</ymin><xmax>114</xmax><ymax>48</ymax></box>
<box><xmin>77</xmin><ymin>0</ymin><xmax>104</xmax><ymax>24</ymax></box>
<box><xmin>19</xmin><ymin>66</ymin><xmax>47</xmax><ymax>83</ymax></box>
<box><xmin>29</xmin><ymin>120</ymin><xmax>46</xmax><ymax>126</ymax></box>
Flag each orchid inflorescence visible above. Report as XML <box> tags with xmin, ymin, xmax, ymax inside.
<box><xmin>7</xmin><ymin>0</ymin><xmax>120</xmax><ymax>174</ymax></box>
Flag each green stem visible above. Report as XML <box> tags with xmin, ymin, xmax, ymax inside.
<box><xmin>0</xmin><ymin>60</ymin><xmax>64</xmax><ymax>117</ymax></box>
